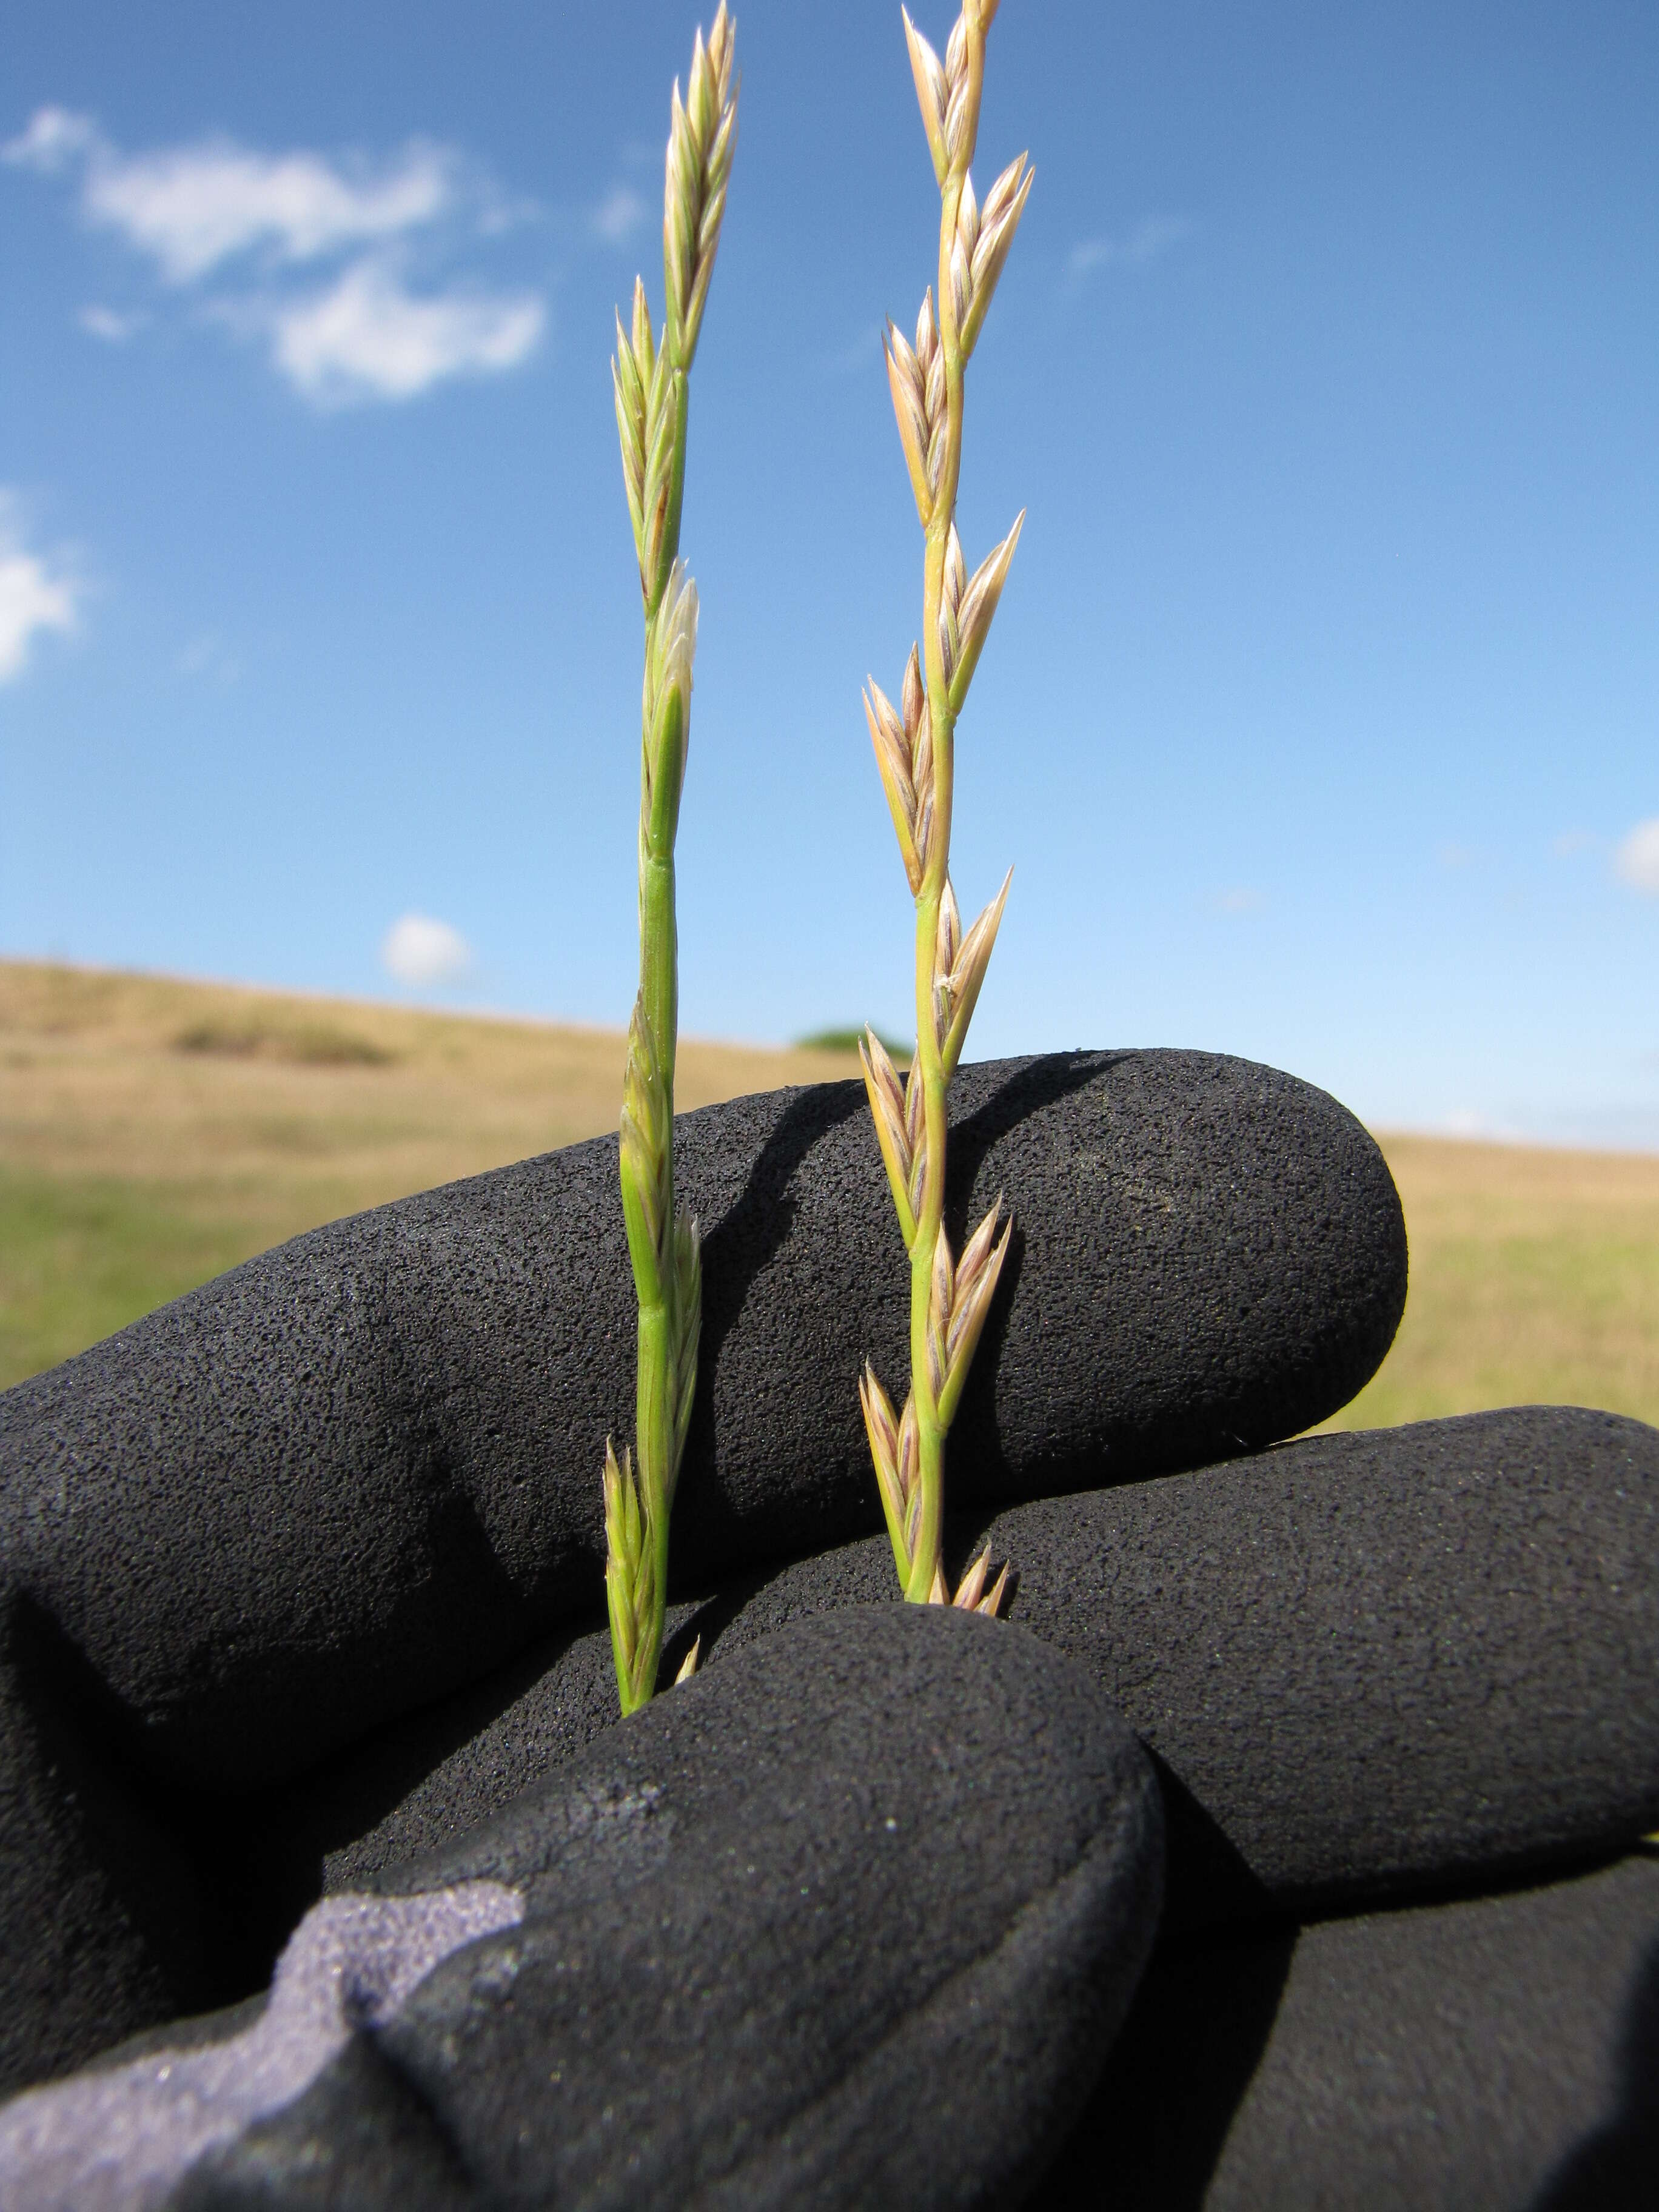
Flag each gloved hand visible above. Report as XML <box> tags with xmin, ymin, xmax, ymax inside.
<box><xmin>0</xmin><ymin>1607</ymin><xmax>1164</xmax><ymax>2211</ymax></box>
<box><xmin>0</xmin><ymin>1048</ymin><xmax>1403</xmax><ymax>2096</ymax></box>
<box><xmin>4</xmin><ymin>1046</ymin><xmax>1656</xmax><ymax>2207</ymax></box>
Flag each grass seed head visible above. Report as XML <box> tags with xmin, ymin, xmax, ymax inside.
<box><xmin>976</xmin><ymin>1559</ymin><xmax>1011</xmax><ymax>1616</ymax></box>
<box><xmin>943</xmin><ymin>15</ymin><xmax>973</xmax><ymax>166</ymax></box>
<box><xmin>864</xmin><ymin>666</ymin><xmax>937</xmax><ymax>894</ymax></box>
<box><xmin>646</xmin><ymin>559</ymin><xmax>700</xmax><ymax>728</ymax></box>
<box><xmin>898</xmin><ymin>1390</ymin><xmax>923</xmax><ymax>1551</ymax></box>
<box><xmin>940</xmin><ymin>865</ymin><xmax>1012</xmax><ymax>1072</ymax></box>
<box><xmin>911</xmin><ymin>695</ymin><xmax>936</xmax><ymax>879</ymax></box>
<box><xmin>863</xmin><ymin>679</ymin><xmax>923</xmax><ymax>893</ymax></box>
<box><xmin>859</xmin><ymin>1361</ymin><xmax>909</xmax><ymax>1572</ymax></box>
<box><xmin>637</xmin><ymin>354</ymin><xmax>685</xmax><ymax>609</ymax></box>
<box><xmin>612</xmin><ymin>300</ymin><xmax>649</xmax><ymax>555</ymax></box>
<box><xmin>604</xmin><ymin>1438</ymin><xmax>659</xmax><ymax>1702</ymax></box>
<box><xmin>902</xmin><ymin>641</ymin><xmax>925</xmax><ymax>735</ymax></box>
<box><xmin>859</xmin><ymin>1029</ymin><xmax>920</xmax><ymax>1244</ymax></box>
<box><xmin>959</xmin><ymin>153</ymin><xmax>1033</xmax><ymax>355</ymax></box>
<box><xmin>937</xmin><ymin>1204</ymin><xmax>1012</xmax><ymax>1426</ymax></box>
<box><xmin>952</xmin><ymin>1544</ymin><xmax>992</xmax><ymax>1609</ymax></box>
<box><xmin>934</xmin><ymin>879</ymin><xmax>962</xmax><ymax>986</ymax></box>
<box><xmin>885</xmin><ymin>319</ymin><xmax>934</xmax><ymax>525</ymax></box>
<box><xmin>948</xmin><ymin>511</ymin><xmax>1024</xmax><ymax>713</ymax></box>
<box><xmin>859</xmin><ymin>0</ymin><xmax>1021</xmax><ymax>1610</ymax></box>
<box><xmin>926</xmin><ymin>1227</ymin><xmax>955</xmax><ymax>1399</ymax></box>
<box><xmin>620</xmin><ymin>997</ymin><xmax>672</xmax><ymax>1299</ymax></box>
<box><xmin>643</xmin><ymin>560</ymin><xmax>699</xmax><ymax>848</ymax></box>
<box><xmin>937</xmin><ymin>525</ymin><xmax>967</xmax><ymax>688</ymax></box>
<box><xmin>902</xmin><ymin>8</ymin><xmax>950</xmax><ymax>184</ymax></box>
<box><xmin>665</xmin><ymin>4</ymin><xmax>739</xmax><ymax>369</ymax></box>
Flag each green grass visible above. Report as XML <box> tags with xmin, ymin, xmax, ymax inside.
<box><xmin>0</xmin><ymin>1162</ymin><xmax>265</xmax><ymax>1383</ymax></box>
<box><xmin>795</xmin><ymin>1026</ymin><xmax>911</xmax><ymax>1062</ymax></box>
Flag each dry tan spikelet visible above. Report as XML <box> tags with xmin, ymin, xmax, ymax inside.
<box><xmin>937</xmin><ymin>525</ymin><xmax>967</xmax><ymax>688</ymax></box>
<box><xmin>975</xmin><ymin>1559</ymin><xmax>1011</xmax><ymax>1615</ymax></box>
<box><xmin>916</xmin><ymin>1193</ymin><xmax>1014</xmax><ymax>1428</ymax></box>
<box><xmin>859</xmin><ymin>1029</ymin><xmax>919</xmax><ymax>1242</ymax></box>
<box><xmin>902</xmin><ymin>8</ymin><xmax>950</xmax><ymax>183</ymax></box>
<box><xmin>915</xmin><ymin>293</ymin><xmax>948</xmax><ymax>495</ymax></box>
<box><xmin>943</xmin><ymin>14</ymin><xmax>973</xmax><ymax>164</ymax></box>
<box><xmin>859</xmin><ymin>1362</ymin><xmax>910</xmax><ymax>1573</ymax></box>
<box><xmin>940</xmin><ymin>866</ymin><xmax>1013</xmax><ymax>1073</ymax></box>
<box><xmin>936</xmin><ymin>1199</ymin><xmax>1013</xmax><ymax>1426</ymax></box>
<box><xmin>897</xmin><ymin>1392</ymin><xmax>923</xmax><ymax>1555</ymax></box>
<box><xmin>925</xmin><ymin>1226</ymin><xmax>954</xmax><ymax>1401</ymax></box>
<box><xmin>863</xmin><ymin>643</ymin><xmax>940</xmax><ymax>893</ymax></box>
<box><xmin>949</xmin><ymin>512</ymin><xmax>1024</xmax><ymax>711</ymax></box>
<box><xmin>935</xmin><ymin>878</ymin><xmax>962</xmax><ymax>979</ymax></box>
<box><xmin>863</xmin><ymin>678</ymin><xmax>922</xmax><ymax>891</ymax></box>
<box><xmin>960</xmin><ymin>155</ymin><xmax>1033</xmax><ymax>354</ymax></box>
<box><xmin>949</xmin><ymin>167</ymin><xmax>978</xmax><ymax>332</ymax></box>
<box><xmin>925</xmin><ymin>1545</ymin><xmax>1010</xmax><ymax>1614</ymax></box>
<box><xmin>903</xmin><ymin>1060</ymin><xmax>927</xmax><ymax>1219</ymax></box>
<box><xmin>674</xmin><ymin>1634</ymin><xmax>702</xmax><ymax>1684</ymax></box>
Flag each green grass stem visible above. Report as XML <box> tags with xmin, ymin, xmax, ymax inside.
<box><xmin>602</xmin><ymin>7</ymin><xmax>737</xmax><ymax>1717</ymax></box>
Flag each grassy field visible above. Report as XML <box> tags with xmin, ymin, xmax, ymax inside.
<box><xmin>4</xmin><ymin>959</ymin><xmax>1658</xmax><ymax>1429</ymax></box>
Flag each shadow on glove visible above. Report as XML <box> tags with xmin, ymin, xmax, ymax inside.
<box><xmin>1</xmin><ymin>1606</ymin><xmax>1164</xmax><ymax>2212</ymax></box>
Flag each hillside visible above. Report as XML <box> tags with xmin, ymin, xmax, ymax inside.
<box><xmin>4</xmin><ymin>960</ymin><xmax>1657</xmax><ymax>1427</ymax></box>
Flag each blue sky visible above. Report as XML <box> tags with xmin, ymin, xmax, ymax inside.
<box><xmin>3</xmin><ymin>0</ymin><xmax>1656</xmax><ymax>1146</ymax></box>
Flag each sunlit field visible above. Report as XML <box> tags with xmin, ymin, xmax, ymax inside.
<box><xmin>4</xmin><ymin>959</ymin><xmax>1657</xmax><ymax>1429</ymax></box>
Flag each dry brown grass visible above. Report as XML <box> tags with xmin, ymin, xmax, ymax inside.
<box><xmin>0</xmin><ymin>960</ymin><xmax>864</xmax><ymax>1387</ymax></box>
<box><xmin>1324</xmin><ymin>1133</ymin><xmax>1659</xmax><ymax>1432</ymax></box>
<box><xmin>5</xmin><ymin>959</ymin><xmax>1657</xmax><ymax>1432</ymax></box>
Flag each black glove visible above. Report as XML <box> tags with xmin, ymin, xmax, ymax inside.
<box><xmin>0</xmin><ymin>1048</ymin><xmax>1402</xmax><ymax>2095</ymax></box>
<box><xmin>1</xmin><ymin>1606</ymin><xmax>1163</xmax><ymax>2211</ymax></box>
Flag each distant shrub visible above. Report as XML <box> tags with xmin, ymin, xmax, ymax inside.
<box><xmin>172</xmin><ymin>1018</ymin><xmax>395</xmax><ymax>1068</ymax></box>
<box><xmin>797</xmin><ymin>1027</ymin><xmax>911</xmax><ymax>1063</ymax></box>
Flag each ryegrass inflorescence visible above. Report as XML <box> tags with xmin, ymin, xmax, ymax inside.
<box><xmin>603</xmin><ymin>7</ymin><xmax>738</xmax><ymax>1717</ymax></box>
<box><xmin>858</xmin><ymin>0</ymin><xmax>1031</xmax><ymax>1612</ymax></box>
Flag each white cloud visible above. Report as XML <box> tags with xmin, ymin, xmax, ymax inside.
<box><xmin>85</xmin><ymin>138</ymin><xmax>454</xmax><ymax>283</ymax></box>
<box><xmin>7</xmin><ymin>106</ymin><xmax>546</xmax><ymax>406</ymax></box>
<box><xmin>591</xmin><ymin>186</ymin><xmax>646</xmax><ymax>244</ymax></box>
<box><xmin>79</xmin><ymin>303</ymin><xmax>144</xmax><ymax>342</ymax></box>
<box><xmin>1614</xmin><ymin>819</ymin><xmax>1659</xmax><ymax>897</ymax></box>
<box><xmin>0</xmin><ymin>496</ymin><xmax>79</xmax><ymax>683</ymax></box>
<box><xmin>1553</xmin><ymin>828</ymin><xmax>1596</xmax><ymax>857</ymax></box>
<box><xmin>382</xmin><ymin>914</ymin><xmax>474</xmax><ymax>988</ymax></box>
<box><xmin>1068</xmin><ymin>215</ymin><xmax>1193</xmax><ymax>281</ymax></box>
<box><xmin>2</xmin><ymin>106</ymin><xmax>98</xmax><ymax>173</ymax></box>
<box><xmin>266</xmin><ymin>258</ymin><xmax>543</xmax><ymax>403</ymax></box>
<box><xmin>1214</xmin><ymin>886</ymin><xmax>1265</xmax><ymax>913</ymax></box>
<box><xmin>5</xmin><ymin>107</ymin><xmax>454</xmax><ymax>281</ymax></box>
